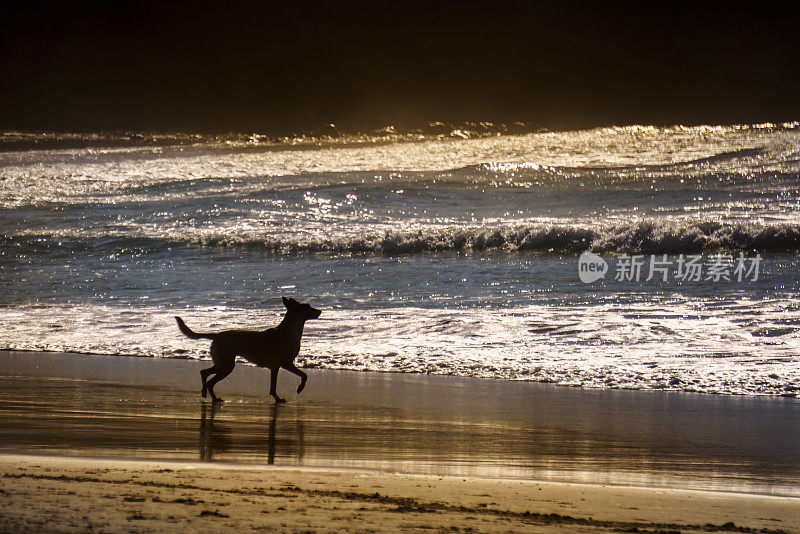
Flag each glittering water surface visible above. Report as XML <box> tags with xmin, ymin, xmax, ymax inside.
<box><xmin>2</xmin><ymin>124</ymin><xmax>799</xmax><ymax>395</ymax></box>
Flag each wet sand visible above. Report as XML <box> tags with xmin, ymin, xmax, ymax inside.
<box><xmin>1</xmin><ymin>350</ymin><xmax>800</xmax><ymax>531</ymax></box>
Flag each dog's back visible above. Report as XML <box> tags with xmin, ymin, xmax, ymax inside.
<box><xmin>214</xmin><ymin>327</ymin><xmax>287</xmax><ymax>368</ymax></box>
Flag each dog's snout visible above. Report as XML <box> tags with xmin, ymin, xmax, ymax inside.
<box><xmin>309</xmin><ymin>307</ymin><xmax>322</xmax><ymax>319</ymax></box>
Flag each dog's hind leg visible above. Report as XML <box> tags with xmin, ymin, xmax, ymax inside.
<box><xmin>200</xmin><ymin>342</ymin><xmax>223</xmax><ymax>399</ymax></box>
<box><xmin>268</xmin><ymin>367</ymin><xmax>286</xmax><ymax>403</ymax></box>
<box><xmin>282</xmin><ymin>362</ymin><xmax>307</xmax><ymax>394</ymax></box>
<box><xmin>205</xmin><ymin>362</ymin><xmax>234</xmax><ymax>403</ymax></box>
<box><xmin>200</xmin><ymin>366</ymin><xmax>215</xmax><ymax>399</ymax></box>
<box><xmin>203</xmin><ymin>342</ymin><xmax>235</xmax><ymax>403</ymax></box>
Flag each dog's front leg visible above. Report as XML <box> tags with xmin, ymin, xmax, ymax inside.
<box><xmin>283</xmin><ymin>362</ymin><xmax>307</xmax><ymax>394</ymax></box>
<box><xmin>268</xmin><ymin>367</ymin><xmax>286</xmax><ymax>403</ymax></box>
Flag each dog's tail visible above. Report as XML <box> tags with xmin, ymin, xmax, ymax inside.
<box><xmin>175</xmin><ymin>316</ymin><xmax>217</xmax><ymax>340</ymax></box>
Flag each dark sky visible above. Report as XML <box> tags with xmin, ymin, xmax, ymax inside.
<box><xmin>1</xmin><ymin>1</ymin><xmax>798</xmax><ymax>132</ymax></box>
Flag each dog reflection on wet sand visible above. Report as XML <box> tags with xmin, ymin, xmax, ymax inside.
<box><xmin>176</xmin><ymin>297</ymin><xmax>321</xmax><ymax>403</ymax></box>
<box><xmin>199</xmin><ymin>404</ymin><xmax>305</xmax><ymax>464</ymax></box>
<box><xmin>199</xmin><ymin>403</ymin><xmax>231</xmax><ymax>461</ymax></box>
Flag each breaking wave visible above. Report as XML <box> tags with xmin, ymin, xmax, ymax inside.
<box><xmin>8</xmin><ymin>221</ymin><xmax>800</xmax><ymax>256</ymax></box>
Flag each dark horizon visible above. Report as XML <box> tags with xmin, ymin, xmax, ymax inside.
<box><xmin>2</xmin><ymin>1</ymin><xmax>799</xmax><ymax>134</ymax></box>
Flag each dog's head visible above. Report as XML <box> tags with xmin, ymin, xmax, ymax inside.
<box><xmin>282</xmin><ymin>296</ymin><xmax>322</xmax><ymax>320</ymax></box>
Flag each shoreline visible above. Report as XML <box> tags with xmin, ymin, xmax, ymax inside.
<box><xmin>3</xmin><ymin>345</ymin><xmax>798</xmax><ymax>400</ymax></box>
<box><xmin>2</xmin><ymin>350</ymin><xmax>800</xmax><ymax>531</ymax></box>
<box><xmin>2</xmin><ymin>350</ymin><xmax>799</xmax><ymax>494</ymax></box>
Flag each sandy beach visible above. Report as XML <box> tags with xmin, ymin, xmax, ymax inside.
<box><xmin>4</xmin><ymin>2</ymin><xmax>800</xmax><ymax>532</ymax></box>
<box><xmin>3</xmin><ymin>454</ymin><xmax>799</xmax><ymax>533</ymax></box>
<box><xmin>1</xmin><ymin>350</ymin><xmax>799</xmax><ymax>532</ymax></box>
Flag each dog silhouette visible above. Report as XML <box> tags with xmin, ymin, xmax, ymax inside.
<box><xmin>176</xmin><ymin>297</ymin><xmax>321</xmax><ymax>403</ymax></box>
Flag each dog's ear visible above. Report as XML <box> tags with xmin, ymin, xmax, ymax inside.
<box><xmin>282</xmin><ymin>296</ymin><xmax>291</xmax><ymax>308</ymax></box>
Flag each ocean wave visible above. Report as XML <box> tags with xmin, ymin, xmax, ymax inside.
<box><xmin>667</xmin><ymin>146</ymin><xmax>767</xmax><ymax>167</ymax></box>
<box><xmin>3</xmin><ymin>121</ymin><xmax>797</xmax><ymax>155</ymax></box>
<box><xmin>0</xmin><ymin>122</ymin><xmax>541</xmax><ymax>153</ymax></box>
<box><xmin>190</xmin><ymin>221</ymin><xmax>800</xmax><ymax>254</ymax></box>
<box><xmin>457</xmin><ymin>145</ymin><xmax>785</xmax><ymax>179</ymax></box>
<box><xmin>6</xmin><ymin>221</ymin><xmax>800</xmax><ymax>255</ymax></box>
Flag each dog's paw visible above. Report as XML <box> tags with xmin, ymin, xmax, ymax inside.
<box><xmin>212</xmin><ymin>397</ymin><xmax>225</xmax><ymax>404</ymax></box>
